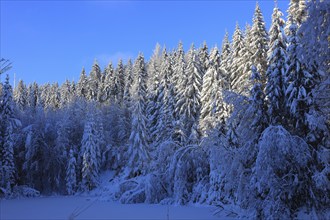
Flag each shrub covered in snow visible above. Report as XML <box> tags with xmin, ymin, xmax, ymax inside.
<box><xmin>251</xmin><ymin>126</ymin><xmax>312</xmax><ymax>219</ymax></box>
<box><xmin>11</xmin><ymin>185</ymin><xmax>40</xmax><ymax>198</ymax></box>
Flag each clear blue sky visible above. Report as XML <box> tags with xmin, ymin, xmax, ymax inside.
<box><xmin>1</xmin><ymin>0</ymin><xmax>288</xmax><ymax>85</ymax></box>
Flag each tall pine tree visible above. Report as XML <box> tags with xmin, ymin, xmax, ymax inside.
<box><xmin>81</xmin><ymin>113</ymin><xmax>100</xmax><ymax>191</ymax></box>
<box><xmin>127</xmin><ymin>54</ymin><xmax>150</xmax><ymax>177</ymax></box>
<box><xmin>266</xmin><ymin>5</ymin><xmax>287</xmax><ymax>124</ymax></box>
<box><xmin>175</xmin><ymin>44</ymin><xmax>202</xmax><ymax>143</ymax></box>
<box><xmin>250</xmin><ymin>3</ymin><xmax>269</xmax><ymax>85</ymax></box>
<box><xmin>200</xmin><ymin>47</ymin><xmax>228</xmax><ymax>134</ymax></box>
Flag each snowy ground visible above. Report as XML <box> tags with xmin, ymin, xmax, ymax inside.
<box><xmin>1</xmin><ymin>196</ymin><xmax>223</xmax><ymax>220</ymax></box>
<box><xmin>1</xmin><ymin>172</ymin><xmax>226</xmax><ymax>220</ymax></box>
<box><xmin>2</xmin><ymin>171</ymin><xmax>328</xmax><ymax>220</ymax></box>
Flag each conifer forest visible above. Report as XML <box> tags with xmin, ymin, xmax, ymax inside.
<box><xmin>0</xmin><ymin>0</ymin><xmax>329</xmax><ymax>218</ymax></box>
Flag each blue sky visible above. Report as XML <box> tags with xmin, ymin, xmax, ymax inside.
<box><xmin>1</xmin><ymin>0</ymin><xmax>288</xmax><ymax>85</ymax></box>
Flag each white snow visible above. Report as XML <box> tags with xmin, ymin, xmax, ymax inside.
<box><xmin>1</xmin><ymin>196</ymin><xmax>222</xmax><ymax>220</ymax></box>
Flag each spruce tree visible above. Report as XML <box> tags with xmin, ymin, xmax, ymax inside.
<box><xmin>103</xmin><ymin>62</ymin><xmax>115</xmax><ymax>103</ymax></box>
<box><xmin>60</xmin><ymin>79</ymin><xmax>72</xmax><ymax>108</ymax></box>
<box><xmin>146</xmin><ymin>44</ymin><xmax>162</xmax><ymax>145</ymax></box>
<box><xmin>249</xmin><ymin>65</ymin><xmax>267</xmax><ymax>134</ymax></box>
<box><xmin>155</xmin><ymin>49</ymin><xmax>176</xmax><ymax>144</ymax></box>
<box><xmin>81</xmin><ymin>113</ymin><xmax>100</xmax><ymax>191</ymax></box>
<box><xmin>200</xmin><ymin>47</ymin><xmax>228</xmax><ymax>134</ymax></box>
<box><xmin>147</xmin><ymin>43</ymin><xmax>162</xmax><ymax>95</ymax></box>
<box><xmin>49</xmin><ymin>83</ymin><xmax>61</xmax><ymax>109</ymax></box>
<box><xmin>266</xmin><ymin>5</ymin><xmax>287</xmax><ymax>124</ymax></box>
<box><xmin>230</xmin><ymin>23</ymin><xmax>251</xmax><ymax>95</ymax></box>
<box><xmin>175</xmin><ymin>44</ymin><xmax>202</xmax><ymax>141</ymax></box>
<box><xmin>13</xmin><ymin>80</ymin><xmax>28</xmax><ymax>111</ymax></box>
<box><xmin>285</xmin><ymin>23</ymin><xmax>313</xmax><ymax>134</ymax></box>
<box><xmin>115</xmin><ymin>59</ymin><xmax>125</xmax><ymax>105</ymax></box>
<box><xmin>66</xmin><ymin>149</ymin><xmax>77</xmax><ymax>195</ymax></box>
<box><xmin>123</xmin><ymin>59</ymin><xmax>134</xmax><ymax>107</ymax></box>
<box><xmin>77</xmin><ymin>68</ymin><xmax>88</xmax><ymax>98</ymax></box>
<box><xmin>27</xmin><ymin>82</ymin><xmax>39</xmax><ymax>110</ymax></box>
<box><xmin>0</xmin><ymin>75</ymin><xmax>17</xmax><ymax>192</ymax></box>
<box><xmin>172</xmin><ymin>42</ymin><xmax>187</xmax><ymax>144</ymax></box>
<box><xmin>127</xmin><ymin>53</ymin><xmax>150</xmax><ymax>177</ymax></box>
<box><xmin>220</xmin><ymin>31</ymin><xmax>231</xmax><ymax>88</ymax></box>
<box><xmin>87</xmin><ymin>61</ymin><xmax>102</xmax><ymax>101</ymax></box>
<box><xmin>198</xmin><ymin>41</ymin><xmax>209</xmax><ymax>78</ymax></box>
<box><xmin>250</xmin><ymin>3</ymin><xmax>269</xmax><ymax>85</ymax></box>
<box><xmin>173</xmin><ymin>41</ymin><xmax>186</xmax><ymax>117</ymax></box>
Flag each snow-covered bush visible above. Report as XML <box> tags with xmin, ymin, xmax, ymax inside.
<box><xmin>168</xmin><ymin>145</ymin><xmax>209</xmax><ymax>205</ymax></box>
<box><xmin>118</xmin><ymin>177</ymin><xmax>146</xmax><ymax>204</ymax></box>
<box><xmin>251</xmin><ymin>125</ymin><xmax>311</xmax><ymax>219</ymax></box>
<box><xmin>11</xmin><ymin>185</ymin><xmax>40</xmax><ymax>198</ymax></box>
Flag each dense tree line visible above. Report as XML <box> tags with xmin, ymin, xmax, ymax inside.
<box><xmin>0</xmin><ymin>0</ymin><xmax>329</xmax><ymax>218</ymax></box>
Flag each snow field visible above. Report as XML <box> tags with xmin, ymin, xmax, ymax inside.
<box><xmin>1</xmin><ymin>196</ymin><xmax>223</xmax><ymax>220</ymax></box>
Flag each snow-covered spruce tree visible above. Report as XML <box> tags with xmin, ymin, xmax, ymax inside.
<box><xmin>285</xmin><ymin>23</ymin><xmax>314</xmax><ymax>135</ymax></box>
<box><xmin>126</xmin><ymin>53</ymin><xmax>150</xmax><ymax>178</ymax></box>
<box><xmin>97</xmin><ymin>77</ymin><xmax>106</xmax><ymax>104</ymax></box>
<box><xmin>146</xmin><ymin>43</ymin><xmax>162</xmax><ymax>94</ymax></box>
<box><xmin>76</xmin><ymin>68</ymin><xmax>88</xmax><ymax>99</ymax></box>
<box><xmin>60</xmin><ymin>79</ymin><xmax>73</xmax><ymax>108</ymax></box>
<box><xmin>266</xmin><ymin>5</ymin><xmax>287</xmax><ymax>125</ymax></box>
<box><xmin>70</xmin><ymin>81</ymin><xmax>76</xmax><ymax>98</ymax></box>
<box><xmin>37</xmin><ymin>83</ymin><xmax>46</xmax><ymax>108</ymax></box>
<box><xmin>173</xmin><ymin>41</ymin><xmax>186</xmax><ymax>116</ymax></box>
<box><xmin>103</xmin><ymin>62</ymin><xmax>115</xmax><ymax>103</ymax></box>
<box><xmin>220</xmin><ymin>31</ymin><xmax>231</xmax><ymax>89</ymax></box>
<box><xmin>175</xmin><ymin>44</ymin><xmax>202</xmax><ymax>141</ymax></box>
<box><xmin>1</xmin><ymin>124</ymin><xmax>15</xmax><ymax>193</ymax></box>
<box><xmin>250</xmin><ymin>3</ymin><xmax>269</xmax><ymax>85</ymax></box>
<box><xmin>155</xmin><ymin>48</ymin><xmax>176</xmax><ymax>146</ymax></box>
<box><xmin>199</xmin><ymin>47</ymin><xmax>228</xmax><ymax>135</ymax></box>
<box><xmin>230</xmin><ymin>23</ymin><xmax>252</xmax><ymax>96</ymax></box>
<box><xmin>228</xmin><ymin>23</ymin><xmax>244</xmax><ymax>92</ymax></box>
<box><xmin>172</xmin><ymin>42</ymin><xmax>187</xmax><ymax>145</ymax></box>
<box><xmin>146</xmin><ymin>44</ymin><xmax>162</xmax><ymax>146</ymax></box>
<box><xmin>285</xmin><ymin>0</ymin><xmax>307</xmax><ymax>36</ymax></box>
<box><xmin>13</xmin><ymin>80</ymin><xmax>28</xmax><ymax>111</ymax></box>
<box><xmin>0</xmin><ymin>75</ymin><xmax>20</xmax><ymax>192</ymax></box>
<box><xmin>49</xmin><ymin>83</ymin><xmax>61</xmax><ymax>110</ymax></box>
<box><xmin>123</xmin><ymin>59</ymin><xmax>134</xmax><ymax>107</ymax></box>
<box><xmin>198</xmin><ymin>41</ymin><xmax>209</xmax><ymax>78</ymax></box>
<box><xmin>27</xmin><ymin>82</ymin><xmax>39</xmax><ymax>110</ymax></box>
<box><xmin>66</xmin><ymin>149</ymin><xmax>77</xmax><ymax>195</ymax></box>
<box><xmin>239</xmin><ymin>23</ymin><xmax>254</xmax><ymax>96</ymax></box>
<box><xmin>81</xmin><ymin>112</ymin><xmax>100</xmax><ymax>191</ymax></box>
<box><xmin>114</xmin><ymin>59</ymin><xmax>126</xmax><ymax>105</ymax></box>
<box><xmin>87</xmin><ymin>60</ymin><xmax>102</xmax><ymax>101</ymax></box>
